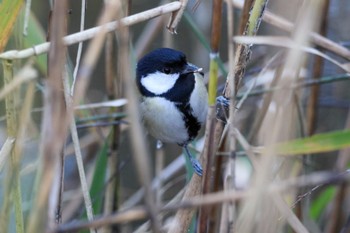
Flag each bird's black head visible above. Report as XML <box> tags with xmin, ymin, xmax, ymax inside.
<box><xmin>136</xmin><ymin>48</ymin><xmax>188</xmax><ymax>78</ymax></box>
<box><xmin>136</xmin><ymin>48</ymin><xmax>202</xmax><ymax>101</ymax></box>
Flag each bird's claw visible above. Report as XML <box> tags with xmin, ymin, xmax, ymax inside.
<box><xmin>216</xmin><ymin>96</ymin><xmax>230</xmax><ymax>123</ymax></box>
<box><xmin>184</xmin><ymin>146</ymin><xmax>203</xmax><ymax>176</ymax></box>
<box><xmin>190</xmin><ymin>157</ymin><xmax>203</xmax><ymax>176</ymax></box>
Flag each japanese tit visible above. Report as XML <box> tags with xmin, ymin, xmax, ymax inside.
<box><xmin>136</xmin><ymin>48</ymin><xmax>208</xmax><ymax>176</ymax></box>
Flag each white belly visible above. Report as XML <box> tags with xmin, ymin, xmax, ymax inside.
<box><xmin>140</xmin><ymin>97</ymin><xmax>189</xmax><ymax>144</ymax></box>
<box><xmin>190</xmin><ymin>74</ymin><xmax>208</xmax><ymax>124</ymax></box>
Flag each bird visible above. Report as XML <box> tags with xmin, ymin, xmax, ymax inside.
<box><xmin>136</xmin><ymin>48</ymin><xmax>208</xmax><ymax>176</ymax></box>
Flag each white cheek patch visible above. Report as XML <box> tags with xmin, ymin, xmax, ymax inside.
<box><xmin>141</xmin><ymin>71</ymin><xmax>179</xmax><ymax>95</ymax></box>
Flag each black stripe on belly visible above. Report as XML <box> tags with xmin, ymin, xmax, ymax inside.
<box><xmin>175</xmin><ymin>102</ymin><xmax>201</xmax><ymax>146</ymax></box>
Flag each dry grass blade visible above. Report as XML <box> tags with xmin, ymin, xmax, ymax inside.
<box><xmin>306</xmin><ymin>0</ymin><xmax>329</xmax><ymax>136</ymax></box>
<box><xmin>232</xmin><ymin>0</ymin><xmax>350</xmax><ymax>60</ymax></box>
<box><xmin>233</xmin><ymin>35</ymin><xmax>350</xmax><ymax>72</ymax></box>
<box><xmin>1</xmin><ymin>60</ymin><xmax>24</xmax><ymax>233</ymax></box>
<box><xmin>0</xmin><ymin>2</ymin><xmax>182</xmax><ymax>60</ymax></box>
<box><xmin>167</xmin><ymin>0</ymin><xmax>188</xmax><ymax>33</ymax></box>
<box><xmin>50</xmin><ymin>169</ymin><xmax>347</xmax><ymax>232</ymax></box>
<box><xmin>63</xmin><ymin>70</ymin><xmax>95</xmax><ymax>232</ymax></box>
<box><xmin>75</xmin><ymin>99</ymin><xmax>127</xmax><ymax>110</ymax></box>
<box><xmin>27</xmin><ymin>0</ymin><xmax>68</xmax><ymax>232</ymax></box>
<box><xmin>0</xmin><ymin>64</ymin><xmax>37</xmax><ymax>101</ymax></box>
<box><xmin>235</xmin><ymin>0</ymin><xmax>325</xmax><ymax>232</ymax></box>
<box><xmin>0</xmin><ymin>137</ymin><xmax>15</xmax><ymax>172</ymax></box>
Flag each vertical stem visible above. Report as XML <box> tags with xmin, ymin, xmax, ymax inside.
<box><xmin>1</xmin><ymin>60</ymin><xmax>24</xmax><ymax>233</ymax></box>
<box><xmin>199</xmin><ymin>0</ymin><xmax>223</xmax><ymax>231</ymax></box>
<box><xmin>5</xmin><ymin>60</ymin><xmax>24</xmax><ymax>233</ymax></box>
<box><xmin>306</xmin><ymin>0</ymin><xmax>329</xmax><ymax>136</ymax></box>
<box><xmin>27</xmin><ymin>0</ymin><xmax>68</xmax><ymax>231</ymax></box>
<box><xmin>103</xmin><ymin>29</ymin><xmax>119</xmax><ymax>233</ymax></box>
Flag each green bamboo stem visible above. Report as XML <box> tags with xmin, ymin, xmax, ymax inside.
<box><xmin>208</xmin><ymin>57</ymin><xmax>220</xmax><ymax>105</ymax></box>
<box><xmin>1</xmin><ymin>60</ymin><xmax>24</xmax><ymax>233</ymax></box>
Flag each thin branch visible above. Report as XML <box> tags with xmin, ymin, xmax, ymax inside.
<box><xmin>27</xmin><ymin>0</ymin><xmax>68</xmax><ymax>231</ymax></box>
<box><xmin>166</xmin><ymin>0</ymin><xmax>188</xmax><ymax>33</ymax></box>
<box><xmin>0</xmin><ymin>137</ymin><xmax>15</xmax><ymax>172</ymax></box>
<box><xmin>51</xmin><ymin>171</ymin><xmax>349</xmax><ymax>232</ymax></box>
<box><xmin>63</xmin><ymin>69</ymin><xmax>95</xmax><ymax>232</ymax></box>
<box><xmin>0</xmin><ymin>2</ymin><xmax>182</xmax><ymax>60</ymax></box>
<box><xmin>232</xmin><ymin>0</ymin><xmax>350</xmax><ymax>61</ymax></box>
<box><xmin>71</xmin><ymin>0</ymin><xmax>87</xmax><ymax>94</ymax></box>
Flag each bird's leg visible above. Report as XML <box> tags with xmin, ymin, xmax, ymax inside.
<box><xmin>216</xmin><ymin>95</ymin><xmax>230</xmax><ymax>123</ymax></box>
<box><xmin>184</xmin><ymin>145</ymin><xmax>203</xmax><ymax>176</ymax></box>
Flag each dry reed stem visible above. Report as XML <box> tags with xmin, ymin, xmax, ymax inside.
<box><xmin>134</xmin><ymin>186</ymin><xmax>186</xmax><ymax>232</ymax></box>
<box><xmin>0</xmin><ymin>64</ymin><xmax>37</xmax><ymax>101</ymax></box>
<box><xmin>166</xmin><ymin>0</ymin><xmax>188</xmax><ymax>33</ymax></box>
<box><xmin>246</xmin><ymin>52</ymin><xmax>283</xmax><ymax>141</ymax></box>
<box><xmin>0</xmin><ymin>2</ymin><xmax>182</xmax><ymax>60</ymax></box>
<box><xmin>238</xmin><ymin>0</ymin><xmax>254</xmax><ymax>35</ymax></box>
<box><xmin>1</xmin><ymin>60</ymin><xmax>24</xmax><ymax>233</ymax></box>
<box><xmin>233</xmin><ymin>36</ymin><xmax>349</xmax><ymax>72</ymax></box>
<box><xmin>326</xmin><ymin>109</ymin><xmax>350</xmax><ymax>233</ymax></box>
<box><xmin>0</xmin><ymin>137</ymin><xmax>15</xmax><ymax>172</ymax></box>
<box><xmin>116</xmin><ymin>7</ymin><xmax>162</xmax><ymax>232</ymax></box>
<box><xmin>198</xmin><ymin>0</ymin><xmax>224</xmax><ymax>230</ymax></box>
<box><xmin>27</xmin><ymin>0</ymin><xmax>68</xmax><ymax>232</ymax></box>
<box><xmin>63</xmin><ymin>71</ymin><xmax>95</xmax><ymax>232</ymax></box>
<box><xmin>50</xmin><ymin>170</ymin><xmax>347</xmax><ymax>232</ymax></box>
<box><xmin>71</xmin><ymin>0</ymin><xmax>86</xmax><ymax>94</ymax></box>
<box><xmin>232</xmin><ymin>0</ymin><xmax>350</xmax><ymax>61</ymax></box>
<box><xmin>306</xmin><ymin>0</ymin><xmax>329</xmax><ymax>136</ymax></box>
<box><xmin>102</xmin><ymin>32</ymin><xmax>119</xmax><ymax>233</ymax></box>
<box><xmin>168</xmin><ymin>106</ymin><xmax>217</xmax><ymax>233</ymax></box>
<box><xmin>135</xmin><ymin>14</ymin><xmax>166</xmax><ymax>58</ymax></box>
<box><xmin>120</xmin><ymin>155</ymin><xmax>186</xmax><ymax>210</ymax></box>
<box><xmin>235</xmin><ymin>0</ymin><xmax>324</xmax><ymax>232</ymax></box>
<box><xmin>272</xmin><ymin>194</ymin><xmax>309</xmax><ymax>233</ymax></box>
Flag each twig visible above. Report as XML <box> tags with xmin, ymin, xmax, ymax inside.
<box><xmin>63</xmin><ymin>69</ymin><xmax>95</xmax><ymax>232</ymax></box>
<box><xmin>23</xmin><ymin>0</ymin><xmax>32</xmax><ymax>36</ymax></box>
<box><xmin>1</xmin><ymin>60</ymin><xmax>24</xmax><ymax>233</ymax></box>
<box><xmin>0</xmin><ymin>137</ymin><xmax>15</xmax><ymax>172</ymax></box>
<box><xmin>102</xmin><ymin>8</ymin><xmax>120</xmax><ymax>233</ymax></box>
<box><xmin>27</xmin><ymin>0</ymin><xmax>68</xmax><ymax>232</ymax></box>
<box><xmin>232</xmin><ymin>0</ymin><xmax>350</xmax><ymax>61</ymax></box>
<box><xmin>51</xmin><ymin>170</ymin><xmax>349</xmax><ymax>232</ymax></box>
<box><xmin>0</xmin><ymin>2</ymin><xmax>182</xmax><ymax>60</ymax></box>
<box><xmin>135</xmin><ymin>14</ymin><xmax>165</xmax><ymax>58</ymax></box>
<box><xmin>237</xmin><ymin>73</ymin><xmax>350</xmax><ymax>99</ymax></box>
<box><xmin>117</xmin><ymin>9</ymin><xmax>162</xmax><ymax>233</ymax></box>
<box><xmin>272</xmin><ymin>194</ymin><xmax>309</xmax><ymax>233</ymax></box>
<box><xmin>167</xmin><ymin>0</ymin><xmax>188</xmax><ymax>33</ymax></box>
<box><xmin>198</xmin><ymin>0</ymin><xmax>223</xmax><ymax>231</ymax></box>
<box><xmin>233</xmin><ymin>36</ymin><xmax>349</xmax><ymax>72</ymax></box>
<box><xmin>306</xmin><ymin>0</ymin><xmax>329</xmax><ymax>136</ymax></box>
<box><xmin>71</xmin><ymin>0</ymin><xmax>87</xmax><ymax>94</ymax></box>
<box><xmin>0</xmin><ymin>64</ymin><xmax>37</xmax><ymax>101</ymax></box>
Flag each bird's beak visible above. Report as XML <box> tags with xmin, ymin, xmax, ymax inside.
<box><xmin>182</xmin><ymin>63</ymin><xmax>204</xmax><ymax>76</ymax></box>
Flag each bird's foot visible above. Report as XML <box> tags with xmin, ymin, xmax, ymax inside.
<box><xmin>216</xmin><ymin>96</ymin><xmax>230</xmax><ymax>123</ymax></box>
<box><xmin>190</xmin><ymin>156</ymin><xmax>203</xmax><ymax>176</ymax></box>
<box><xmin>184</xmin><ymin>146</ymin><xmax>203</xmax><ymax>176</ymax></box>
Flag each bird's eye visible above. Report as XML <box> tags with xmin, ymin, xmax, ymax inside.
<box><xmin>163</xmin><ymin>67</ymin><xmax>172</xmax><ymax>74</ymax></box>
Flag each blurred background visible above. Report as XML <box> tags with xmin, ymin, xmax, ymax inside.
<box><xmin>0</xmin><ymin>0</ymin><xmax>350</xmax><ymax>232</ymax></box>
